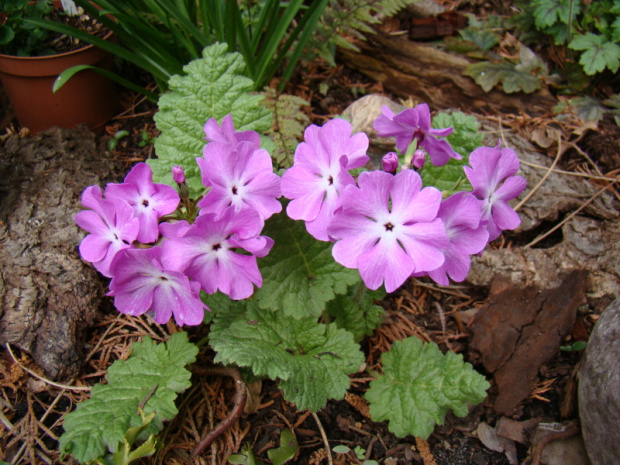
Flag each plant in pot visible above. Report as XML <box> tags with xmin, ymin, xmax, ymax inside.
<box><xmin>0</xmin><ymin>0</ymin><xmax>118</xmax><ymax>133</ymax></box>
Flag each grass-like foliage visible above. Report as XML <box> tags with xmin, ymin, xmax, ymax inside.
<box><xmin>150</xmin><ymin>43</ymin><xmax>272</xmax><ymax>197</ymax></box>
<box><xmin>365</xmin><ymin>337</ymin><xmax>489</xmax><ymax>439</ymax></box>
<box><xmin>209</xmin><ymin>298</ymin><xmax>365</xmax><ymax>411</ymax></box>
<box><xmin>59</xmin><ymin>333</ymin><xmax>198</xmax><ymax>463</ymax></box>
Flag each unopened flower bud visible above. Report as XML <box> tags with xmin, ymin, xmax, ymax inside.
<box><xmin>412</xmin><ymin>149</ymin><xmax>426</xmax><ymax>170</ymax></box>
<box><xmin>382</xmin><ymin>152</ymin><xmax>399</xmax><ymax>174</ymax></box>
<box><xmin>172</xmin><ymin>165</ymin><xmax>185</xmax><ymax>184</ymax></box>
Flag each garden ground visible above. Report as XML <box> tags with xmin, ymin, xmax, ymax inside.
<box><xmin>1</xmin><ymin>4</ymin><xmax>619</xmax><ymax>465</ymax></box>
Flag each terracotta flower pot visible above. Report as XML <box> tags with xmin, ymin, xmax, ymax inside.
<box><xmin>0</xmin><ymin>30</ymin><xmax>118</xmax><ymax>134</ymax></box>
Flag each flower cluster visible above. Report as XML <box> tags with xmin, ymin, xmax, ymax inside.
<box><xmin>282</xmin><ymin>104</ymin><xmax>526</xmax><ymax>292</ymax></box>
<box><xmin>76</xmin><ymin>105</ymin><xmax>526</xmax><ymax>325</ymax></box>
<box><xmin>76</xmin><ymin>117</ymin><xmax>281</xmax><ymax>325</ymax></box>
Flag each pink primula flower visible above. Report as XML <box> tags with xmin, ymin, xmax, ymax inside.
<box><xmin>373</xmin><ymin>104</ymin><xmax>461</xmax><ymax>167</ymax></box>
<box><xmin>203</xmin><ymin>114</ymin><xmax>260</xmax><ymax>150</ymax></box>
<box><xmin>197</xmin><ymin>140</ymin><xmax>282</xmax><ymax>221</ymax></box>
<box><xmin>463</xmin><ymin>143</ymin><xmax>527</xmax><ymax>241</ymax></box>
<box><xmin>328</xmin><ymin>169</ymin><xmax>450</xmax><ymax>293</ymax></box>
<box><xmin>108</xmin><ymin>246</ymin><xmax>208</xmax><ymax>326</ymax></box>
<box><xmin>160</xmin><ymin>207</ymin><xmax>273</xmax><ymax>300</ymax></box>
<box><xmin>75</xmin><ymin>185</ymin><xmax>139</xmax><ymax>278</ymax></box>
<box><xmin>426</xmin><ymin>192</ymin><xmax>489</xmax><ymax>286</ymax></box>
<box><xmin>105</xmin><ymin>163</ymin><xmax>179</xmax><ymax>244</ymax></box>
<box><xmin>281</xmin><ymin>118</ymin><xmax>369</xmax><ymax>241</ymax></box>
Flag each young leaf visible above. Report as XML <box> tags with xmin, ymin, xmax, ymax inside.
<box><xmin>569</xmin><ymin>33</ymin><xmax>620</xmax><ymax>75</ymax></box>
<box><xmin>267</xmin><ymin>429</ymin><xmax>298</xmax><ymax>465</ymax></box>
<box><xmin>365</xmin><ymin>337</ymin><xmax>489</xmax><ymax>439</ymax></box>
<box><xmin>151</xmin><ymin>42</ymin><xmax>273</xmax><ymax>196</ymax></box>
<box><xmin>59</xmin><ymin>333</ymin><xmax>198</xmax><ymax>463</ymax></box>
<box><xmin>326</xmin><ymin>281</ymin><xmax>385</xmax><ymax>342</ymax></box>
<box><xmin>255</xmin><ymin>212</ymin><xmax>360</xmax><ymax>319</ymax></box>
<box><xmin>209</xmin><ymin>299</ymin><xmax>365</xmax><ymax>411</ymax></box>
<box><xmin>419</xmin><ymin>111</ymin><xmax>484</xmax><ymax>193</ymax></box>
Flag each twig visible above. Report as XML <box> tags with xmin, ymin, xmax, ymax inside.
<box><xmin>5</xmin><ymin>343</ymin><xmax>91</xmax><ymax>392</ymax></box>
<box><xmin>312</xmin><ymin>411</ymin><xmax>333</xmax><ymax>465</ymax></box>
<box><xmin>434</xmin><ymin>302</ymin><xmax>452</xmax><ymax>351</ymax></box>
<box><xmin>515</xmin><ymin>133</ymin><xmax>562</xmax><ymax>212</ymax></box>
<box><xmin>190</xmin><ymin>366</ymin><xmax>248</xmax><ymax>458</ymax></box>
<box><xmin>519</xmin><ymin>160</ymin><xmax>618</xmax><ymax>182</ymax></box>
<box><xmin>565</xmin><ymin>140</ymin><xmax>604</xmax><ymax>177</ymax></box>
<box><xmin>525</xmin><ymin>180</ymin><xmax>617</xmax><ymax>248</ymax></box>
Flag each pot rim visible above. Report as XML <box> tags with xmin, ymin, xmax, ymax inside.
<box><xmin>0</xmin><ymin>29</ymin><xmax>114</xmax><ymax>60</ymax></box>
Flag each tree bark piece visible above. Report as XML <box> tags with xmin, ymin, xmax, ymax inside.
<box><xmin>469</xmin><ymin>270</ymin><xmax>588</xmax><ymax>416</ymax></box>
<box><xmin>0</xmin><ymin>126</ymin><xmax>114</xmax><ymax>380</ymax></box>
<box><xmin>338</xmin><ymin>31</ymin><xmax>557</xmax><ymax>115</ymax></box>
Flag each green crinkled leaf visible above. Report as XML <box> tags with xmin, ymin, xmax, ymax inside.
<box><xmin>419</xmin><ymin>111</ymin><xmax>484</xmax><ymax>193</ymax></box>
<box><xmin>326</xmin><ymin>281</ymin><xmax>385</xmax><ymax>342</ymax></box>
<box><xmin>532</xmin><ymin>0</ymin><xmax>576</xmax><ymax>29</ymax></box>
<box><xmin>465</xmin><ymin>60</ymin><xmax>542</xmax><ymax>94</ymax></box>
<box><xmin>365</xmin><ymin>337</ymin><xmax>489</xmax><ymax>439</ymax></box>
<box><xmin>59</xmin><ymin>333</ymin><xmax>198</xmax><ymax>463</ymax></box>
<box><xmin>210</xmin><ymin>299</ymin><xmax>365</xmax><ymax>411</ymax></box>
<box><xmin>569</xmin><ymin>33</ymin><xmax>620</xmax><ymax>75</ymax></box>
<box><xmin>254</xmin><ymin>211</ymin><xmax>360</xmax><ymax>319</ymax></box>
<box><xmin>151</xmin><ymin>43</ymin><xmax>273</xmax><ymax>196</ymax></box>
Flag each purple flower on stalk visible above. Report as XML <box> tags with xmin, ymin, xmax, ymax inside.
<box><xmin>281</xmin><ymin>118</ymin><xmax>369</xmax><ymax>241</ymax></box>
<box><xmin>463</xmin><ymin>143</ymin><xmax>527</xmax><ymax>241</ymax></box>
<box><xmin>328</xmin><ymin>169</ymin><xmax>450</xmax><ymax>293</ymax></box>
<box><xmin>373</xmin><ymin>104</ymin><xmax>461</xmax><ymax>167</ymax></box>
<box><xmin>108</xmin><ymin>246</ymin><xmax>208</xmax><ymax>326</ymax></box>
<box><xmin>197</xmin><ymin>141</ymin><xmax>282</xmax><ymax>221</ymax></box>
<box><xmin>203</xmin><ymin>114</ymin><xmax>260</xmax><ymax>150</ymax></box>
<box><xmin>160</xmin><ymin>207</ymin><xmax>273</xmax><ymax>300</ymax></box>
<box><xmin>105</xmin><ymin>163</ymin><xmax>179</xmax><ymax>244</ymax></box>
<box><xmin>75</xmin><ymin>185</ymin><xmax>139</xmax><ymax>278</ymax></box>
<box><xmin>426</xmin><ymin>192</ymin><xmax>489</xmax><ymax>286</ymax></box>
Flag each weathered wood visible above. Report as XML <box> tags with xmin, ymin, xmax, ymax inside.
<box><xmin>0</xmin><ymin>126</ymin><xmax>115</xmax><ymax>380</ymax></box>
<box><xmin>338</xmin><ymin>31</ymin><xmax>557</xmax><ymax>115</ymax></box>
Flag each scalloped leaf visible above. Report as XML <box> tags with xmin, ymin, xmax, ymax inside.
<box><xmin>365</xmin><ymin>337</ymin><xmax>489</xmax><ymax>439</ymax></box>
<box><xmin>150</xmin><ymin>43</ymin><xmax>273</xmax><ymax>196</ymax></box>
<box><xmin>569</xmin><ymin>33</ymin><xmax>620</xmax><ymax>75</ymax></box>
<box><xmin>419</xmin><ymin>111</ymin><xmax>484</xmax><ymax>193</ymax></box>
<box><xmin>59</xmin><ymin>333</ymin><xmax>198</xmax><ymax>463</ymax></box>
<box><xmin>326</xmin><ymin>281</ymin><xmax>386</xmax><ymax>342</ymax></box>
<box><xmin>210</xmin><ymin>298</ymin><xmax>364</xmax><ymax>411</ymax></box>
<box><xmin>254</xmin><ymin>211</ymin><xmax>360</xmax><ymax>319</ymax></box>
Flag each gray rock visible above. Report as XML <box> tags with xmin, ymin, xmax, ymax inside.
<box><xmin>578</xmin><ymin>297</ymin><xmax>620</xmax><ymax>465</ymax></box>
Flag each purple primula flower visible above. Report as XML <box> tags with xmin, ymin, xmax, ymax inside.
<box><xmin>463</xmin><ymin>142</ymin><xmax>527</xmax><ymax>242</ymax></box>
<box><xmin>108</xmin><ymin>246</ymin><xmax>208</xmax><ymax>326</ymax></box>
<box><xmin>197</xmin><ymin>140</ymin><xmax>282</xmax><ymax>221</ymax></box>
<box><xmin>281</xmin><ymin>118</ymin><xmax>369</xmax><ymax>241</ymax></box>
<box><xmin>105</xmin><ymin>163</ymin><xmax>180</xmax><ymax>244</ymax></box>
<box><xmin>160</xmin><ymin>207</ymin><xmax>273</xmax><ymax>300</ymax></box>
<box><xmin>373</xmin><ymin>104</ymin><xmax>461</xmax><ymax>167</ymax></box>
<box><xmin>328</xmin><ymin>169</ymin><xmax>450</xmax><ymax>293</ymax></box>
<box><xmin>75</xmin><ymin>185</ymin><xmax>139</xmax><ymax>278</ymax></box>
<box><xmin>382</xmin><ymin>152</ymin><xmax>399</xmax><ymax>174</ymax></box>
<box><xmin>203</xmin><ymin>114</ymin><xmax>260</xmax><ymax>150</ymax></box>
<box><xmin>426</xmin><ymin>192</ymin><xmax>489</xmax><ymax>286</ymax></box>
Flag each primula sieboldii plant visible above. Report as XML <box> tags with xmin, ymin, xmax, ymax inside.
<box><xmin>75</xmin><ymin>105</ymin><xmax>526</xmax><ymax>327</ymax></box>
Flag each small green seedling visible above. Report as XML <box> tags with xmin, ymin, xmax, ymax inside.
<box><xmin>108</xmin><ymin>130</ymin><xmax>130</xmax><ymax>151</ymax></box>
<box><xmin>560</xmin><ymin>341</ymin><xmax>588</xmax><ymax>352</ymax></box>
<box><xmin>332</xmin><ymin>444</ymin><xmax>378</xmax><ymax>465</ymax></box>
